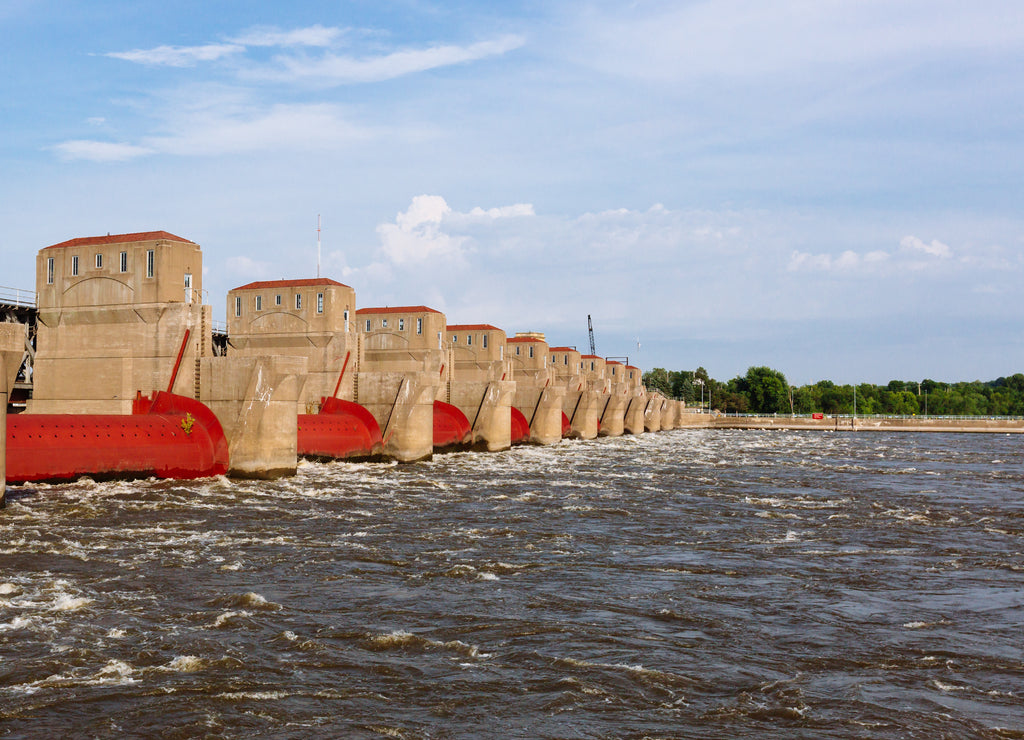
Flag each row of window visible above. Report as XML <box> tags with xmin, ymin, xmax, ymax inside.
<box><xmin>46</xmin><ymin>250</ymin><xmax>155</xmax><ymax>284</ymax></box>
<box><xmin>450</xmin><ymin>333</ymin><xmax>489</xmax><ymax>348</ymax></box>
<box><xmin>235</xmin><ymin>293</ymin><xmax>329</xmax><ymax>316</ymax></box>
<box><xmin>363</xmin><ymin>317</ymin><xmax>423</xmax><ymax>334</ymax></box>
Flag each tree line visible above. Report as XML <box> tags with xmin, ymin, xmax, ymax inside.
<box><xmin>642</xmin><ymin>366</ymin><xmax>1024</xmax><ymax>417</ymax></box>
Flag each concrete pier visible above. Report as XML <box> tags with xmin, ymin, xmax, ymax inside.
<box><xmin>446</xmin><ymin>324</ymin><xmax>515</xmax><ymax>452</ymax></box>
<box><xmin>509</xmin><ymin>334</ymin><xmax>566</xmax><ymax>444</ymax></box>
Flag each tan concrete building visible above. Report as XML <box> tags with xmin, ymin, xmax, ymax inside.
<box><xmin>31</xmin><ymin>231</ymin><xmax>211</xmax><ymax>414</ymax></box>
<box><xmin>507</xmin><ymin>333</ymin><xmax>565</xmax><ymax>445</ymax></box>
<box><xmin>623</xmin><ymin>365</ymin><xmax>647</xmax><ymax>434</ymax></box>
<box><xmin>226</xmin><ymin>278</ymin><xmax>358</xmax><ymax>409</ymax></box>
<box><xmin>446</xmin><ymin>324</ymin><xmax>515</xmax><ymax>451</ymax></box>
<box><xmin>356</xmin><ymin>306</ymin><xmax>446</xmax><ymax>462</ymax></box>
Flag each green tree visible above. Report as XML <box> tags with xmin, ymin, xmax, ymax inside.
<box><xmin>736</xmin><ymin>366</ymin><xmax>790</xmax><ymax>414</ymax></box>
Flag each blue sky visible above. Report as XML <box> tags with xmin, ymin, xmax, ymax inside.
<box><xmin>2</xmin><ymin>0</ymin><xmax>1022</xmax><ymax>384</ymax></box>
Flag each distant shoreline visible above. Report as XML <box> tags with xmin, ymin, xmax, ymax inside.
<box><xmin>675</xmin><ymin>412</ymin><xmax>1024</xmax><ymax>434</ymax></box>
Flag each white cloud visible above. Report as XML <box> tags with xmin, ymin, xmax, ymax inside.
<box><xmin>900</xmin><ymin>235</ymin><xmax>952</xmax><ymax>259</ymax></box>
<box><xmin>228</xmin><ymin>25</ymin><xmax>343</xmax><ymax>48</ymax></box>
<box><xmin>249</xmin><ymin>35</ymin><xmax>525</xmax><ymax>84</ymax></box>
<box><xmin>54</xmin><ymin>103</ymin><xmax>371</xmax><ymax>160</ymax></box>
<box><xmin>377</xmin><ymin>195</ymin><xmax>467</xmax><ymax>266</ymax></box>
<box><xmin>105</xmin><ymin>43</ymin><xmax>243</xmax><ymax>67</ymax></box>
<box><xmin>467</xmin><ymin>204</ymin><xmax>535</xmax><ymax>219</ymax></box>
<box><xmin>50</xmin><ymin>140</ymin><xmax>154</xmax><ymax>162</ymax></box>
<box><xmin>789</xmin><ymin>235</ymin><xmax>954</xmax><ymax>273</ymax></box>
<box><xmin>224</xmin><ymin>255</ymin><xmax>273</xmax><ymax>280</ymax></box>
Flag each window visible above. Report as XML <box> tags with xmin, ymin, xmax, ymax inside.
<box><xmin>295</xmin><ymin>294</ymin><xmax>302</xmax><ymax>310</ymax></box>
<box><xmin>234</xmin><ymin>296</ymin><xmax>242</xmax><ymax>317</ymax></box>
<box><xmin>344</xmin><ymin>309</ymin><xmax>349</xmax><ymax>325</ymax></box>
<box><xmin>317</xmin><ymin>293</ymin><xmax>323</xmax><ymax>314</ymax></box>
<box><xmin>146</xmin><ymin>249</ymin><xmax>154</xmax><ymax>278</ymax></box>
<box><xmin>452</xmin><ymin>335</ymin><xmax>457</xmax><ymax>344</ymax></box>
<box><xmin>46</xmin><ymin>257</ymin><xmax>54</xmax><ymax>284</ymax></box>
<box><xmin>591</xmin><ymin>361</ymin><xmax>595</xmax><ymax>371</ymax></box>
<box><xmin>71</xmin><ymin>255</ymin><xmax>79</xmax><ymax>276</ymax></box>
<box><xmin>398</xmin><ymin>318</ymin><xmax>405</xmax><ymax>331</ymax></box>
<box><xmin>416</xmin><ymin>318</ymin><xmax>423</xmax><ymax>334</ymax></box>
<box><xmin>467</xmin><ymin>335</ymin><xmax>472</xmax><ymax>346</ymax></box>
<box><xmin>119</xmin><ymin>251</ymin><xmax>127</xmax><ymax>273</ymax></box>
<box><xmin>529</xmin><ymin>346</ymin><xmax>534</xmax><ymax>359</ymax></box>
<box><xmin>564</xmin><ymin>355</ymin><xmax>568</xmax><ymax>365</ymax></box>
<box><xmin>255</xmin><ymin>295</ymin><xmax>262</xmax><ymax>311</ymax></box>
<box><xmin>483</xmin><ymin>335</ymin><xmax>488</xmax><ymax>349</ymax></box>
<box><xmin>365</xmin><ymin>319</ymin><xmax>371</xmax><ymax>331</ymax></box>
<box><xmin>500</xmin><ymin>346</ymin><xmax>504</xmax><ymax>360</ymax></box>
<box><xmin>275</xmin><ymin>294</ymin><xmax>282</xmax><ymax>306</ymax></box>
<box><xmin>95</xmin><ymin>253</ymin><xmax>103</xmax><ymax>269</ymax></box>
<box><xmin>438</xmin><ymin>332</ymin><xmax>442</xmax><ymax>349</ymax></box>
<box><xmin>184</xmin><ymin>274</ymin><xmax>192</xmax><ymax>303</ymax></box>
<box><xmin>515</xmin><ymin>346</ymin><xmax>520</xmax><ymax>356</ymax></box>
<box><xmin>382</xmin><ymin>318</ymin><xmax>388</xmax><ymax>328</ymax></box>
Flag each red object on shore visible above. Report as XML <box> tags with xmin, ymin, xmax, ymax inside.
<box><xmin>433</xmin><ymin>400</ymin><xmax>472</xmax><ymax>452</ymax></box>
<box><xmin>298</xmin><ymin>396</ymin><xmax>383</xmax><ymax>461</ymax></box>
<box><xmin>510</xmin><ymin>406</ymin><xmax>530</xmax><ymax>445</ymax></box>
<box><xmin>561</xmin><ymin>411</ymin><xmax>571</xmax><ymax>438</ymax></box>
<box><xmin>812</xmin><ymin>413</ymin><xmax>824</xmax><ymax>420</ymax></box>
<box><xmin>6</xmin><ymin>391</ymin><xmax>229</xmax><ymax>484</ymax></box>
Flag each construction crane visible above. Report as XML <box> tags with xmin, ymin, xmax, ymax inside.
<box><xmin>587</xmin><ymin>314</ymin><xmax>596</xmax><ymax>355</ymax></box>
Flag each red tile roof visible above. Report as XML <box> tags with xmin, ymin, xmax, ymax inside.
<box><xmin>549</xmin><ymin>346</ymin><xmax>579</xmax><ymax>353</ymax></box>
<box><xmin>447</xmin><ymin>324</ymin><xmax>503</xmax><ymax>332</ymax></box>
<box><xmin>626</xmin><ymin>365</ymin><xmax>640</xmax><ymax>371</ymax></box>
<box><xmin>606</xmin><ymin>360</ymin><xmax>624</xmax><ymax>366</ymax></box>
<box><xmin>45</xmin><ymin>230</ymin><xmax>196</xmax><ymax>250</ymax></box>
<box><xmin>581</xmin><ymin>354</ymin><xmax>602</xmax><ymax>360</ymax></box>
<box><xmin>507</xmin><ymin>336</ymin><xmax>546</xmax><ymax>343</ymax></box>
<box><xmin>356</xmin><ymin>306</ymin><xmax>441</xmax><ymax>315</ymax></box>
<box><xmin>232</xmin><ymin>278</ymin><xmax>351</xmax><ymax>291</ymax></box>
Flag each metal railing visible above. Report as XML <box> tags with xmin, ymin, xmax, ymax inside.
<box><xmin>0</xmin><ymin>286</ymin><xmax>36</xmax><ymax>308</ymax></box>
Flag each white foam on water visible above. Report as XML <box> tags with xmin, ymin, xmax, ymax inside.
<box><xmin>161</xmin><ymin>655</ymin><xmax>205</xmax><ymax>672</ymax></box>
<box><xmin>51</xmin><ymin>593</ymin><xmax>93</xmax><ymax>612</ymax></box>
<box><xmin>106</xmin><ymin>628</ymin><xmax>127</xmax><ymax>638</ymax></box>
<box><xmin>211</xmin><ymin>610</ymin><xmax>250</xmax><ymax>628</ymax></box>
<box><xmin>0</xmin><ymin>583</ymin><xmax>20</xmax><ymax>595</ymax></box>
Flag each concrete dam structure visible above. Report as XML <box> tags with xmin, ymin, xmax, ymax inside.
<box><xmin>4</xmin><ymin>231</ymin><xmax>684</xmax><ymax>488</ymax></box>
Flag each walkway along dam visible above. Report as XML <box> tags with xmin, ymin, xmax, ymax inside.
<box><xmin>2</xmin><ymin>231</ymin><xmax>688</xmax><ymax>503</ymax></box>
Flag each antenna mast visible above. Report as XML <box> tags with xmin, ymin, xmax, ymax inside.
<box><xmin>587</xmin><ymin>314</ymin><xmax>596</xmax><ymax>355</ymax></box>
<box><xmin>316</xmin><ymin>214</ymin><xmax>322</xmax><ymax>278</ymax></box>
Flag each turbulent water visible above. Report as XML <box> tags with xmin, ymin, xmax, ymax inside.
<box><xmin>1</xmin><ymin>430</ymin><xmax>1023</xmax><ymax>739</ymax></box>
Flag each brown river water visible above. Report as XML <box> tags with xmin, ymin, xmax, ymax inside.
<box><xmin>1</xmin><ymin>430</ymin><xmax>1023</xmax><ymax>739</ymax></box>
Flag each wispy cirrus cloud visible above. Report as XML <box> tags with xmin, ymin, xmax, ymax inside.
<box><xmin>247</xmin><ymin>35</ymin><xmax>526</xmax><ymax>85</ymax></box>
<box><xmin>105</xmin><ymin>43</ymin><xmax>243</xmax><ymax>67</ymax></box>
<box><xmin>53</xmin><ymin>102</ymin><xmax>372</xmax><ymax>162</ymax></box>
<box><xmin>227</xmin><ymin>24</ymin><xmax>344</xmax><ymax>48</ymax></box>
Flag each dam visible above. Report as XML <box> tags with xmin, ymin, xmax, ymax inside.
<box><xmin>3</xmin><ymin>231</ymin><xmax>684</xmax><ymax>492</ymax></box>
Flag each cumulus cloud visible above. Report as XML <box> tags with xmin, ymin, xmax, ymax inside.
<box><xmin>899</xmin><ymin>235</ymin><xmax>952</xmax><ymax>258</ymax></box>
<box><xmin>105</xmin><ymin>43</ymin><xmax>243</xmax><ymax>67</ymax></box>
<box><xmin>788</xmin><ymin>235</ymin><xmax>953</xmax><ymax>273</ymax></box>
<box><xmin>377</xmin><ymin>195</ymin><xmax>467</xmax><ymax>266</ymax></box>
<box><xmin>467</xmin><ymin>204</ymin><xmax>535</xmax><ymax>219</ymax></box>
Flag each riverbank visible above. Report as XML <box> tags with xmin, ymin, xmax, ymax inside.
<box><xmin>699</xmin><ymin>412</ymin><xmax>1024</xmax><ymax>433</ymax></box>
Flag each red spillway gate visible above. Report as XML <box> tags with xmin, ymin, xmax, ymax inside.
<box><xmin>561</xmin><ymin>411</ymin><xmax>571</xmax><ymax>438</ymax></box>
<box><xmin>433</xmin><ymin>400</ymin><xmax>472</xmax><ymax>452</ymax></box>
<box><xmin>5</xmin><ymin>391</ymin><xmax>229</xmax><ymax>484</ymax></box>
<box><xmin>297</xmin><ymin>396</ymin><xmax>383</xmax><ymax>462</ymax></box>
<box><xmin>510</xmin><ymin>406</ymin><xmax>530</xmax><ymax>445</ymax></box>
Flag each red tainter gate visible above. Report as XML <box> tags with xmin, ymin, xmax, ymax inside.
<box><xmin>6</xmin><ymin>391</ymin><xmax>229</xmax><ymax>484</ymax></box>
<box><xmin>297</xmin><ymin>397</ymin><xmax>383</xmax><ymax>462</ymax></box>
<box><xmin>510</xmin><ymin>406</ymin><xmax>530</xmax><ymax>445</ymax></box>
<box><xmin>433</xmin><ymin>400</ymin><xmax>472</xmax><ymax>452</ymax></box>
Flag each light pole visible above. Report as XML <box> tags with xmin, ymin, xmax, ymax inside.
<box><xmin>694</xmin><ymin>377</ymin><xmax>705</xmax><ymax>414</ymax></box>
